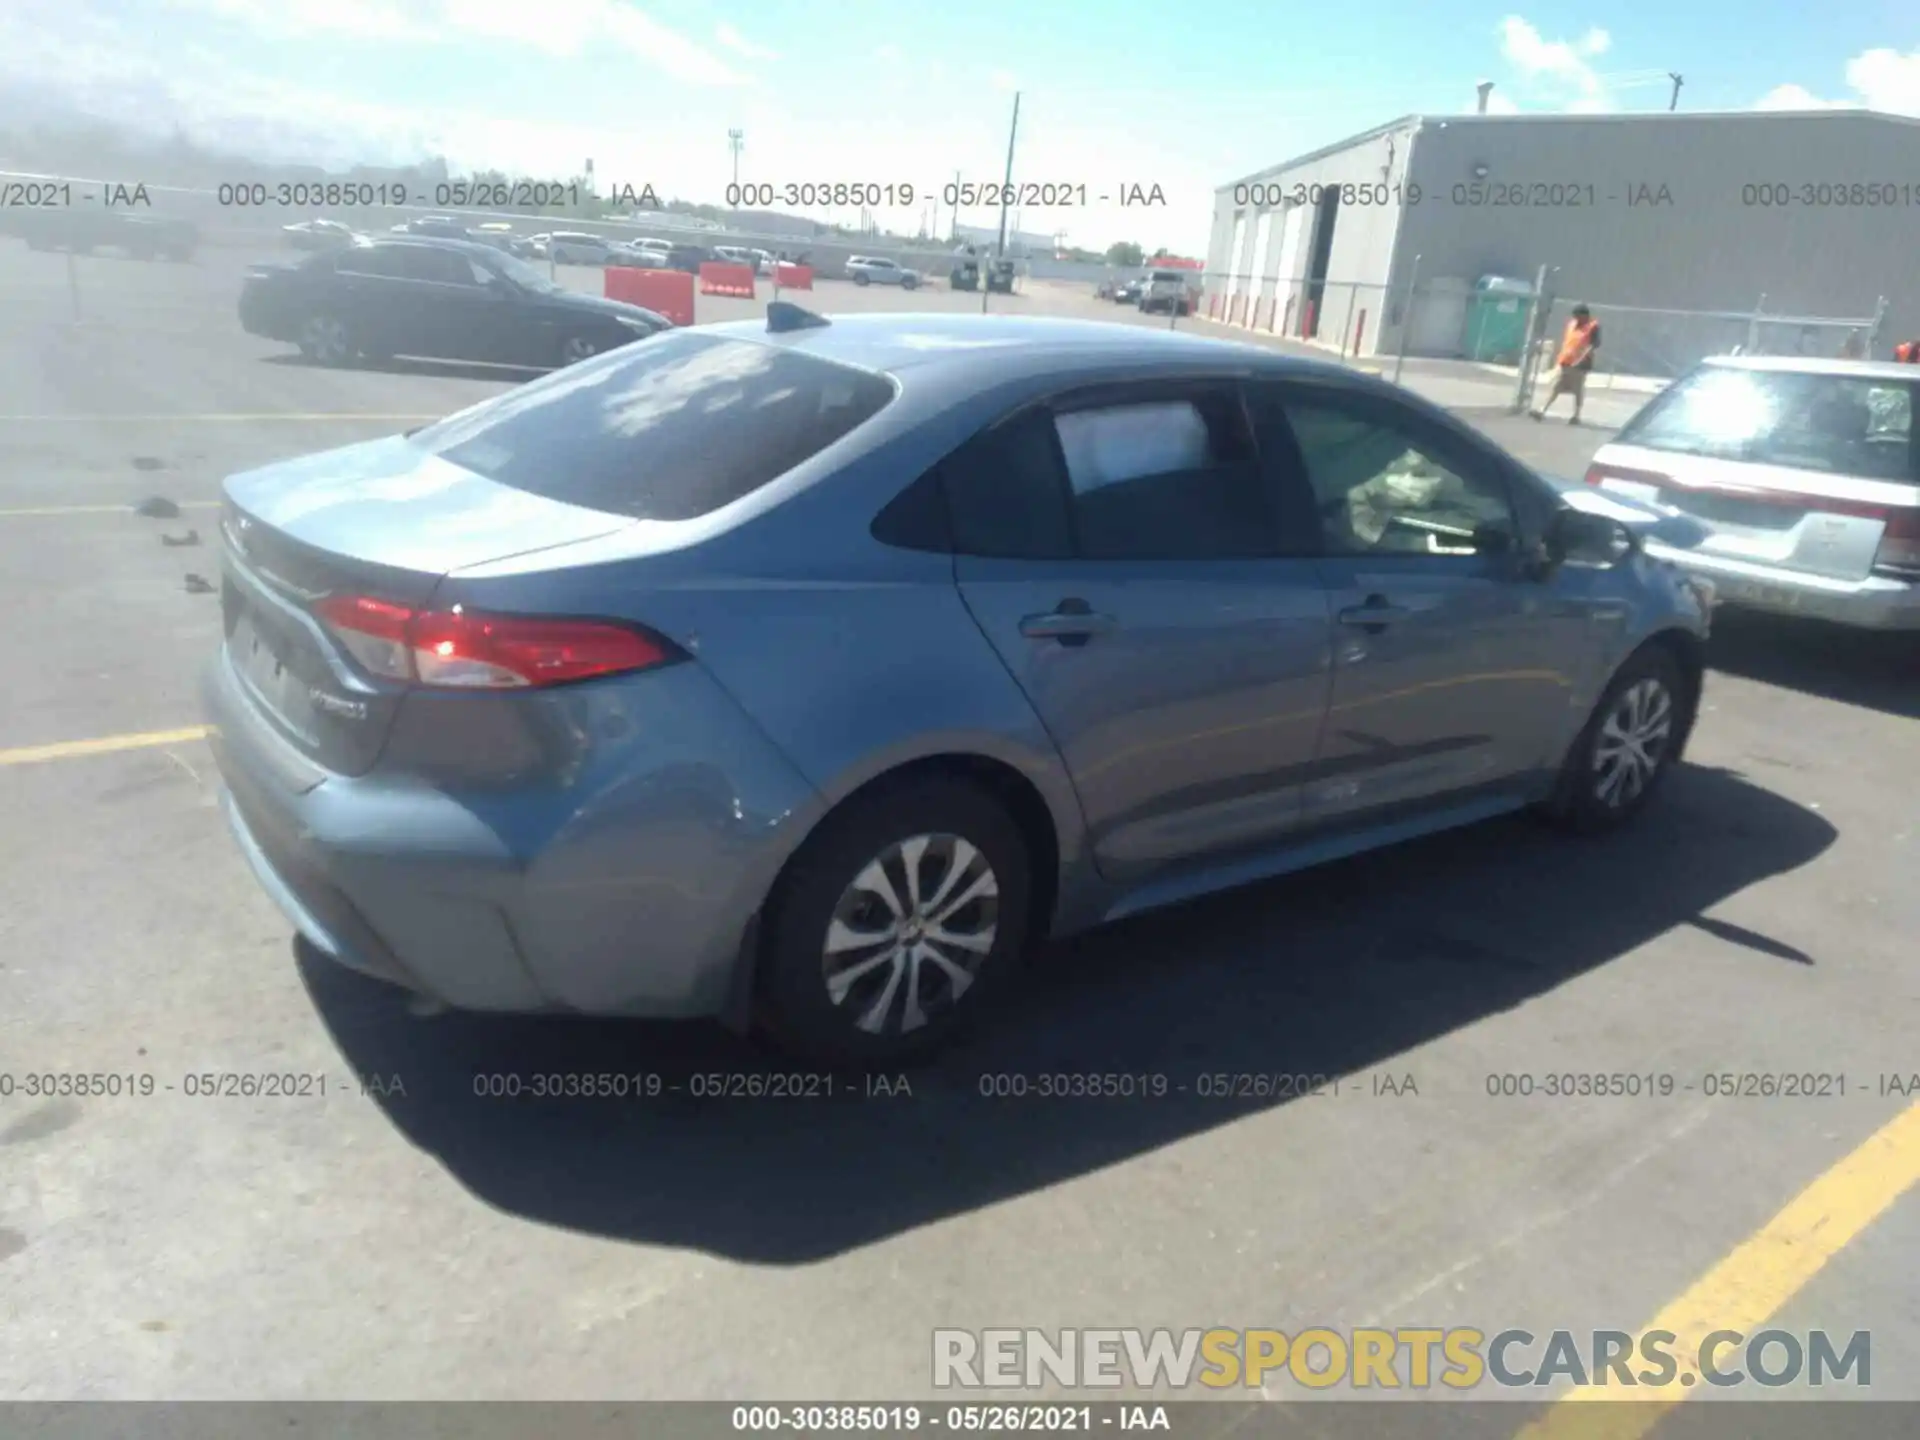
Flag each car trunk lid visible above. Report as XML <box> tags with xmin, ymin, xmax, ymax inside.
<box><xmin>219</xmin><ymin>434</ymin><xmax>634</xmax><ymax>774</ymax></box>
<box><xmin>1586</xmin><ymin>443</ymin><xmax>1918</xmax><ymax>582</ymax></box>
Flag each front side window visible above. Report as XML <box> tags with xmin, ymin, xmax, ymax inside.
<box><xmin>1280</xmin><ymin>400</ymin><xmax>1514</xmax><ymax>557</ymax></box>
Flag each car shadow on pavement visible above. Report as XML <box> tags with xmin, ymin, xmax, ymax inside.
<box><xmin>301</xmin><ymin>762</ymin><xmax>1833</xmax><ymax>1263</ymax></box>
<box><xmin>1706</xmin><ymin>610</ymin><xmax>1917</xmax><ymax>720</ymax></box>
<box><xmin>260</xmin><ymin>352</ymin><xmax>544</xmax><ymax>384</ymax></box>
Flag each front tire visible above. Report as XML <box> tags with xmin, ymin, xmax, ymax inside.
<box><xmin>757</xmin><ymin>778</ymin><xmax>1033</xmax><ymax>1068</ymax></box>
<box><xmin>853</xmin><ymin>272</ymin><xmax>870</xmax><ymax>286</ymax></box>
<box><xmin>1542</xmin><ymin>645</ymin><xmax>1689</xmax><ymax>833</ymax></box>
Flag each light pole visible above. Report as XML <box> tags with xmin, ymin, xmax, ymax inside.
<box><xmin>1667</xmin><ymin>74</ymin><xmax>1683</xmax><ymax>111</ymax></box>
<box><xmin>727</xmin><ymin>129</ymin><xmax>744</xmax><ymax>195</ymax></box>
<box><xmin>987</xmin><ymin>91</ymin><xmax>1020</xmax><ymax>313</ymax></box>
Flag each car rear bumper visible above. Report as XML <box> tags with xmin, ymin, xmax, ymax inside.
<box><xmin>203</xmin><ymin>646</ymin><xmax>826</xmax><ymax>1017</ymax></box>
<box><xmin>1644</xmin><ymin>541</ymin><xmax>1920</xmax><ymax>631</ymax></box>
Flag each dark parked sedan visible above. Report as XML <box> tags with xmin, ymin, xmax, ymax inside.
<box><xmin>205</xmin><ymin>309</ymin><xmax>1711</xmax><ymax>1067</ymax></box>
<box><xmin>238</xmin><ymin>237</ymin><xmax>670</xmax><ymax>368</ymax></box>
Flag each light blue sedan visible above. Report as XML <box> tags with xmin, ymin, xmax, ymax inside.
<box><xmin>204</xmin><ymin>307</ymin><xmax>1712</xmax><ymax>1066</ymax></box>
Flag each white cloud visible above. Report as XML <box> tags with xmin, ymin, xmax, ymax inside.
<box><xmin>166</xmin><ymin>0</ymin><xmax>750</xmax><ymax>84</ymax></box>
<box><xmin>1495</xmin><ymin>16</ymin><xmax>1613</xmax><ymax>112</ymax></box>
<box><xmin>874</xmin><ymin>42</ymin><xmax>903</xmax><ymax>63</ymax></box>
<box><xmin>440</xmin><ymin>0</ymin><xmax>749</xmax><ymax>82</ymax></box>
<box><xmin>989</xmin><ymin>69</ymin><xmax>1017</xmax><ymax>92</ymax></box>
<box><xmin>714</xmin><ymin>23</ymin><xmax>777</xmax><ymax>62</ymax></box>
<box><xmin>173</xmin><ymin>0</ymin><xmax>435</xmax><ymax>40</ymax></box>
<box><xmin>1759</xmin><ymin>47</ymin><xmax>1920</xmax><ymax>116</ymax></box>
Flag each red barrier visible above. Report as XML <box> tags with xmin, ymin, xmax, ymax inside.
<box><xmin>773</xmin><ymin>263</ymin><xmax>813</xmax><ymax>290</ymax></box>
<box><xmin>605</xmin><ymin>266</ymin><xmax>694</xmax><ymax>327</ymax></box>
<box><xmin>1302</xmin><ymin>301</ymin><xmax>1317</xmax><ymax>339</ymax></box>
<box><xmin>698</xmin><ymin>262</ymin><xmax>757</xmax><ymax>298</ymax></box>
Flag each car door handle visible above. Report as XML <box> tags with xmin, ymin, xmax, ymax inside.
<box><xmin>1337</xmin><ymin>598</ymin><xmax>1412</xmax><ymax>631</ymax></box>
<box><xmin>1020</xmin><ymin>603</ymin><xmax>1116</xmax><ymax>644</ymax></box>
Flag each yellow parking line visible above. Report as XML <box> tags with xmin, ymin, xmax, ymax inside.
<box><xmin>1515</xmin><ymin>1099</ymin><xmax>1920</xmax><ymax>1439</ymax></box>
<box><xmin>0</xmin><ymin>502</ymin><xmax>222</xmax><ymax>517</ymax></box>
<box><xmin>0</xmin><ymin>725</ymin><xmax>213</xmax><ymax>769</ymax></box>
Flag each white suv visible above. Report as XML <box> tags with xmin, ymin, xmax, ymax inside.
<box><xmin>1587</xmin><ymin>356</ymin><xmax>1919</xmax><ymax>630</ymax></box>
<box><xmin>846</xmin><ymin>255</ymin><xmax>920</xmax><ymax>289</ymax></box>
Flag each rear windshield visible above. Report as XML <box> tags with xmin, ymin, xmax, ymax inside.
<box><xmin>411</xmin><ymin>333</ymin><xmax>897</xmax><ymax>520</ymax></box>
<box><xmin>1617</xmin><ymin>365</ymin><xmax>1916</xmax><ymax>482</ymax></box>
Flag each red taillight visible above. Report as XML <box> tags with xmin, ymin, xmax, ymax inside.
<box><xmin>1875</xmin><ymin>506</ymin><xmax>1920</xmax><ymax>579</ymax></box>
<box><xmin>314</xmin><ymin>596</ymin><xmax>677</xmax><ymax>689</ymax></box>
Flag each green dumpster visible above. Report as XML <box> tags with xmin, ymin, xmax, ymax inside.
<box><xmin>1462</xmin><ymin>275</ymin><xmax>1535</xmax><ymax>364</ymax></box>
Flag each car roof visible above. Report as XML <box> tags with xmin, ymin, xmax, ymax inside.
<box><xmin>1701</xmin><ymin>355</ymin><xmax>1920</xmax><ymax>382</ymax></box>
<box><xmin>369</xmin><ymin>235</ymin><xmax>497</xmax><ymax>259</ymax></box>
<box><xmin>697</xmin><ymin>311</ymin><xmax>1353</xmax><ymax>380</ymax></box>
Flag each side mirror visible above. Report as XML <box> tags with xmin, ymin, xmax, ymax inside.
<box><xmin>1546</xmin><ymin>507</ymin><xmax>1637</xmax><ymax>569</ymax></box>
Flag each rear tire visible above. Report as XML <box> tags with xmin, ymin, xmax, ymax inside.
<box><xmin>757</xmin><ymin>778</ymin><xmax>1033</xmax><ymax>1069</ymax></box>
<box><xmin>1540</xmin><ymin>645</ymin><xmax>1689</xmax><ymax>834</ymax></box>
<box><xmin>853</xmin><ymin>272</ymin><xmax>870</xmax><ymax>286</ymax></box>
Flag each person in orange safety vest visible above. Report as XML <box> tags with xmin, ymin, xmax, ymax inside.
<box><xmin>1895</xmin><ymin>340</ymin><xmax>1920</xmax><ymax>363</ymax></box>
<box><xmin>1531</xmin><ymin>303</ymin><xmax>1601</xmax><ymax>426</ymax></box>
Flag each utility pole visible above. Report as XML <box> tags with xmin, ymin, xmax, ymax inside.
<box><xmin>988</xmin><ymin>91</ymin><xmax>1020</xmax><ymax>314</ymax></box>
<box><xmin>995</xmin><ymin>92</ymin><xmax>1021</xmax><ymax>258</ymax></box>
<box><xmin>1667</xmin><ymin>74</ymin><xmax>1683</xmax><ymax>111</ymax></box>
<box><xmin>727</xmin><ymin>129</ymin><xmax>744</xmax><ymax>192</ymax></box>
<box><xmin>950</xmin><ymin>168</ymin><xmax>960</xmax><ymax>243</ymax></box>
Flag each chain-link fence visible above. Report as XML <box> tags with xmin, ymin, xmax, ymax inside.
<box><xmin>1184</xmin><ymin>262</ymin><xmax>1888</xmax><ymax>395</ymax></box>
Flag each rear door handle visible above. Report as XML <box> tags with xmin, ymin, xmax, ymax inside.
<box><xmin>1337</xmin><ymin>598</ymin><xmax>1412</xmax><ymax>631</ymax></box>
<box><xmin>1020</xmin><ymin>601</ymin><xmax>1116</xmax><ymax>645</ymax></box>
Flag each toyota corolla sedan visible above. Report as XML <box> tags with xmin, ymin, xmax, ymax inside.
<box><xmin>204</xmin><ymin>308</ymin><xmax>1711</xmax><ymax>1066</ymax></box>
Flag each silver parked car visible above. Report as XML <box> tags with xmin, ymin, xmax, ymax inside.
<box><xmin>846</xmin><ymin>255</ymin><xmax>920</xmax><ymax>288</ymax></box>
<box><xmin>545</xmin><ymin>230</ymin><xmax>615</xmax><ymax>265</ymax></box>
<box><xmin>1587</xmin><ymin>357</ymin><xmax>1919</xmax><ymax>630</ymax></box>
<box><xmin>204</xmin><ymin>310</ymin><xmax>1711</xmax><ymax>1066</ymax></box>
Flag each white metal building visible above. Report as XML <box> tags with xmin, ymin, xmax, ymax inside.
<box><xmin>1204</xmin><ymin>110</ymin><xmax>1920</xmax><ymax>369</ymax></box>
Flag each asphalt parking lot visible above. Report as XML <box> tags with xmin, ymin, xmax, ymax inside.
<box><xmin>1</xmin><ymin>241</ymin><xmax>1915</xmax><ymax>1416</ymax></box>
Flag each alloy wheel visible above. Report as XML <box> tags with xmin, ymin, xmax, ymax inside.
<box><xmin>821</xmin><ymin>833</ymin><xmax>1000</xmax><ymax>1037</ymax></box>
<box><xmin>1591</xmin><ymin>677</ymin><xmax>1674</xmax><ymax>810</ymax></box>
<box><xmin>299</xmin><ymin>316</ymin><xmax>350</xmax><ymax>364</ymax></box>
<box><xmin>560</xmin><ymin>335</ymin><xmax>599</xmax><ymax>364</ymax></box>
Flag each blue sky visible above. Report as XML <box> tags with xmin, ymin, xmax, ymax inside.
<box><xmin>2</xmin><ymin>0</ymin><xmax>1916</xmax><ymax>254</ymax></box>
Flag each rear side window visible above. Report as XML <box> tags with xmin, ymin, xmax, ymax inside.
<box><xmin>1619</xmin><ymin>367</ymin><xmax>1916</xmax><ymax>482</ymax></box>
<box><xmin>412</xmin><ymin>333</ymin><xmax>897</xmax><ymax>521</ymax></box>
<box><xmin>336</xmin><ymin>246</ymin><xmax>402</xmax><ymax>277</ymax></box>
<box><xmin>1055</xmin><ymin>393</ymin><xmax>1271</xmax><ymax>560</ymax></box>
<box><xmin>940</xmin><ymin>389</ymin><xmax>1276</xmax><ymax>562</ymax></box>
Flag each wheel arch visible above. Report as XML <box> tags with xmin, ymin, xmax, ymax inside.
<box><xmin>1636</xmin><ymin>625</ymin><xmax>1708</xmax><ymax>759</ymax></box>
<box><xmin>722</xmin><ymin>749</ymin><xmax>1067</xmax><ymax>1033</ymax></box>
